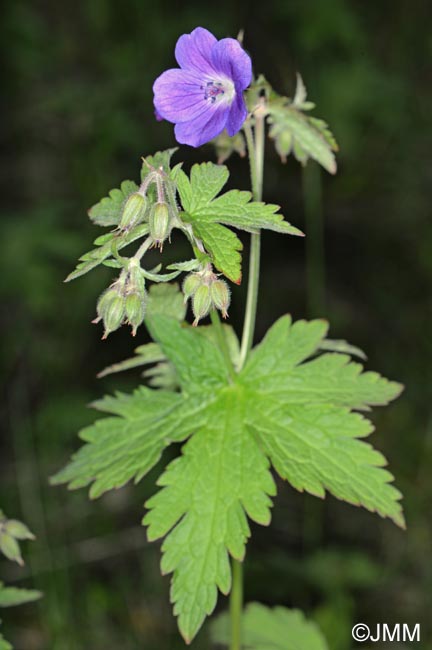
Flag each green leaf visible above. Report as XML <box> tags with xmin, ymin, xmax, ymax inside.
<box><xmin>0</xmin><ymin>586</ymin><xmax>42</xmax><ymax>608</ymax></box>
<box><xmin>146</xmin><ymin>283</ymin><xmax>186</xmax><ymax>321</ymax></box>
<box><xmin>144</xmin><ymin>392</ymin><xmax>276</xmax><ymax>643</ymax></box>
<box><xmin>56</xmin><ymin>314</ymin><xmax>403</xmax><ymax>642</ymax></box>
<box><xmin>0</xmin><ymin>632</ymin><xmax>12</xmax><ymax>650</ymax></box>
<box><xmin>211</xmin><ymin>129</ymin><xmax>246</xmax><ymax>164</ymax></box>
<box><xmin>140</xmin><ymin>148</ymin><xmax>178</xmax><ymax>182</ymax></box>
<box><xmin>176</xmin><ymin>163</ymin><xmax>302</xmax><ymax>282</ymax></box>
<box><xmin>97</xmin><ymin>342</ymin><xmax>165</xmax><ymax>378</ymax></box>
<box><xmin>320</xmin><ymin>338</ymin><xmax>367</xmax><ymax>360</ymax></box>
<box><xmin>267</xmin><ymin>75</ymin><xmax>338</xmax><ymax>174</ymax></box>
<box><xmin>239</xmin><ymin>316</ymin><xmax>404</xmax><ymax>524</ymax></box>
<box><xmin>88</xmin><ymin>180</ymin><xmax>138</xmax><ymax>227</ymax></box>
<box><xmin>65</xmin><ymin>223</ymin><xmax>149</xmax><ymax>282</ymax></box>
<box><xmin>4</xmin><ymin>520</ymin><xmax>35</xmax><ymax>541</ymax></box>
<box><xmin>166</xmin><ymin>259</ymin><xmax>200</xmax><ymax>272</ymax></box>
<box><xmin>191</xmin><ymin>220</ymin><xmax>243</xmax><ymax>284</ymax></box>
<box><xmin>0</xmin><ymin>534</ymin><xmax>23</xmax><ymax>566</ymax></box>
<box><xmin>211</xmin><ymin>602</ymin><xmax>329</xmax><ymax>650</ymax></box>
<box><xmin>51</xmin><ymin>387</ymin><xmax>208</xmax><ymax>499</ymax></box>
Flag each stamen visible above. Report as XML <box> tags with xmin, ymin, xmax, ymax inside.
<box><xmin>200</xmin><ymin>79</ymin><xmax>234</xmax><ymax>105</ymax></box>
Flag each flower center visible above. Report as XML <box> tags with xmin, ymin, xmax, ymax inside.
<box><xmin>201</xmin><ymin>78</ymin><xmax>235</xmax><ymax>105</ymax></box>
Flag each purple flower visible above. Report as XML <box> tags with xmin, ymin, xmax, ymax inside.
<box><xmin>153</xmin><ymin>27</ymin><xmax>252</xmax><ymax>147</ymax></box>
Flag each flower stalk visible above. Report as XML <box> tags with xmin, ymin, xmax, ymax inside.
<box><xmin>230</xmin><ymin>103</ymin><xmax>266</xmax><ymax>650</ymax></box>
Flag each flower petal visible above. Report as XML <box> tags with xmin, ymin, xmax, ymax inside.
<box><xmin>226</xmin><ymin>92</ymin><xmax>248</xmax><ymax>137</ymax></box>
<box><xmin>211</xmin><ymin>38</ymin><xmax>252</xmax><ymax>90</ymax></box>
<box><xmin>174</xmin><ymin>105</ymin><xmax>228</xmax><ymax>147</ymax></box>
<box><xmin>153</xmin><ymin>68</ymin><xmax>208</xmax><ymax>123</ymax></box>
<box><xmin>175</xmin><ymin>27</ymin><xmax>218</xmax><ymax>74</ymax></box>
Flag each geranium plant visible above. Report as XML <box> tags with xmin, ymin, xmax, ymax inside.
<box><xmin>53</xmin><ymin>27</ymin><xmax>404</xmax><ymax>649</ymax></box>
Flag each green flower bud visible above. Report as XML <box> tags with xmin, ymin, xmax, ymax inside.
<box><xmin>125</xmin><ymin>291</ymin><xmax>147</xmax><ymax>336</ymax></box>
<box><xmin>96</xmin><ymin>288</ymin><xmax>125</xmax><ymax>338</ymax></box>
<box><xmin>210</xmin><ymin>279</ymin><xmax>231</xmax><ymax>318</ymax></box>
<box><xmin>182</xmin><ymin>273</ymin><xmax>202</xmax><ymax>302</ymax></box>
<box><xmin>119</xmin><ymin>192</ymin><xmax>147</xmax><ymax>231</ymax></box>
<box><xmin>192</xmin><ymin>284</ymin><xmax>212</xmax><ymax>326</ymax></box>
<box><xmin>149</xmin><ymin>202</ymin><xmax>170</xmax><ymax>248</ymax></box>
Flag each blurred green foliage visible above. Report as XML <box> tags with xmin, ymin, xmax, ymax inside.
<box><xmin>1</xmin><ymin>0</ymin><xmax>431</xmax><ymax>648</ymax></box>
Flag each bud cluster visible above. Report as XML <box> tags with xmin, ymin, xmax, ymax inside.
<box><xmin>183</xmin><ymin>268</ymin><xmax>231</xmax><ymax>326</ymax></box>
<box><xmin>94</xmin><ymin>260</ymin><xmax>148</xmax><ymax>338</ymax></box>
<box><xmin>118</xmin><ymin>166</ymin><xmax>178</xmax><ymax>250</ymax></box>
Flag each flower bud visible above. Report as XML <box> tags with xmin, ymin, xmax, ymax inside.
<box><xmin>210</xmin><ymin>279</ymin><xmax>231</xmax><ymax>318</ymax></box>
<box><xmin>182</xmin><ymin>273</ymin><xmax>202</xmax><ymax>302</ymax></box>
<box><xmin>96</xmin><ymin>288</ymin><xmax>125</xmax><ymax>338</ymax></box>
<box><xmin>125</xmin><ymin>291</ymin><xmax>147</xmax><ymax>336</ymax></box>
<box><xmin>192</xmin><ymin>284</ymin><xmax>212</xmax><ymax>326</ymax></box>
<box><xmin>119</xmin><ymin>192</ymin><xmax>147</xmax><ymax>231</ymax></box>
<box><xmin>149</xmin><ymin>202</ymin><xmax>170</xmax><ymax>248</ymax></box>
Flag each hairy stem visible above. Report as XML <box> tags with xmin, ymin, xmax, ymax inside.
<box><xmin>229</xmin><ymin>559</ymin><xmax>244</xmax><ymax>650</ymax></box>
<box><xmin>239</xmin><ymin>110</ymin><xmax>265</xmax><ymax>369</ymax></box>
<box><xmin>132</xmin><ymin>236</ymin><xmax>153</xmax><ymax>261</ymax></box>
<box><xmin>229</xmin><ymin>108</ymin><xmax>266</xmax><ymax>650</ymax></box>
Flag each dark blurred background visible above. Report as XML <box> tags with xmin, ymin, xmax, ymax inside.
<box><xmin>1</xmin><ymin>1</ymin><xmax>431</xmax><ymax>648</ymax></box>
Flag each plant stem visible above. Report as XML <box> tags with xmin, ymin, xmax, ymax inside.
<box><xmin>229</xmin><ymin>559</ymin><xmax>244</xmax><ymax>650</ymax></box>
<box><xmin>229</xmin><ymin>108</ymin><xmax>266</xmax><ymax>650</ymax></box>
<box><xmin>133</xmin><ymin>236</ymin><xmax>152</xmax><ymax>261</ymax></box>
<box><xmin>239</xmin><ymin>109</ymin><xmax>265</xmax><ymax>370</ymax></box>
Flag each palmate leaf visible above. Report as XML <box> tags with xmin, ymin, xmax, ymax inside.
<box><xmin>211</xmin><ymin>602</ymin><xmax>329</xmax><ymax>650</ymax></box>
<box><xmin>175</xmin><ymin>163</ymin><xmax>303</xmax><ymax>283</ymax></box>
<box><xmin>54</xmin><ymin>314</ymin><xmax>403</xmax><ymax>643</ymax></box>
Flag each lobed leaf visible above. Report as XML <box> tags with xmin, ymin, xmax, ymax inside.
<box><xmin>144</xmin><ymin>391</ymin><xmax>276</xmax><ymax>643</ymax></box>
<box><xmin>211</xmin><ymin>602</ymin><xmax>329</xmax><ymax>650</ymax></box>
<box><xmin>51</xmin><ymin>387</ymin><xmax>208</xmax><ymax>498</ymax></box>
<box><xmin>65</xmin><ymin>223</ymin><xmax>149</xmax><ymax>282</ymax></box>
<box><xmin>88</xmin><ymin>180</ymin><xmax>138</xmax><ymax>227</ymax></box>
<box><xmin>57</xmin><ymin>314</ymin><xmax>404</xmax><ymax>641</ymax></box>
<box><xmin>266</xmin><ymin>75</ymin><xmax>338</xmax><ymax>174</ymax></box>
<box><xmin>176</xmin><ymin>163</ymin><xmax>302</xmax><ymax>282</ymax></box>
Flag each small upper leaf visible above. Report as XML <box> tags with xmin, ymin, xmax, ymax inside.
<box><xmin>65</xmin><ymin>223</ymin><xmax>149</xmax><ymax>282</ymax></box>
<box><xmin>176</xmin><ymin>162</ymin><xmax>302</xmax><ymax>283</ymax></box>
<box><xmin>88</xmin><ymin>180</ymin><xmax>138</xmax><ymax>227</ymax></box>
<box><xmin>265</xmin><ymin>75</ymin><xmax>338</xmax><ymax>173</ymax></box>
